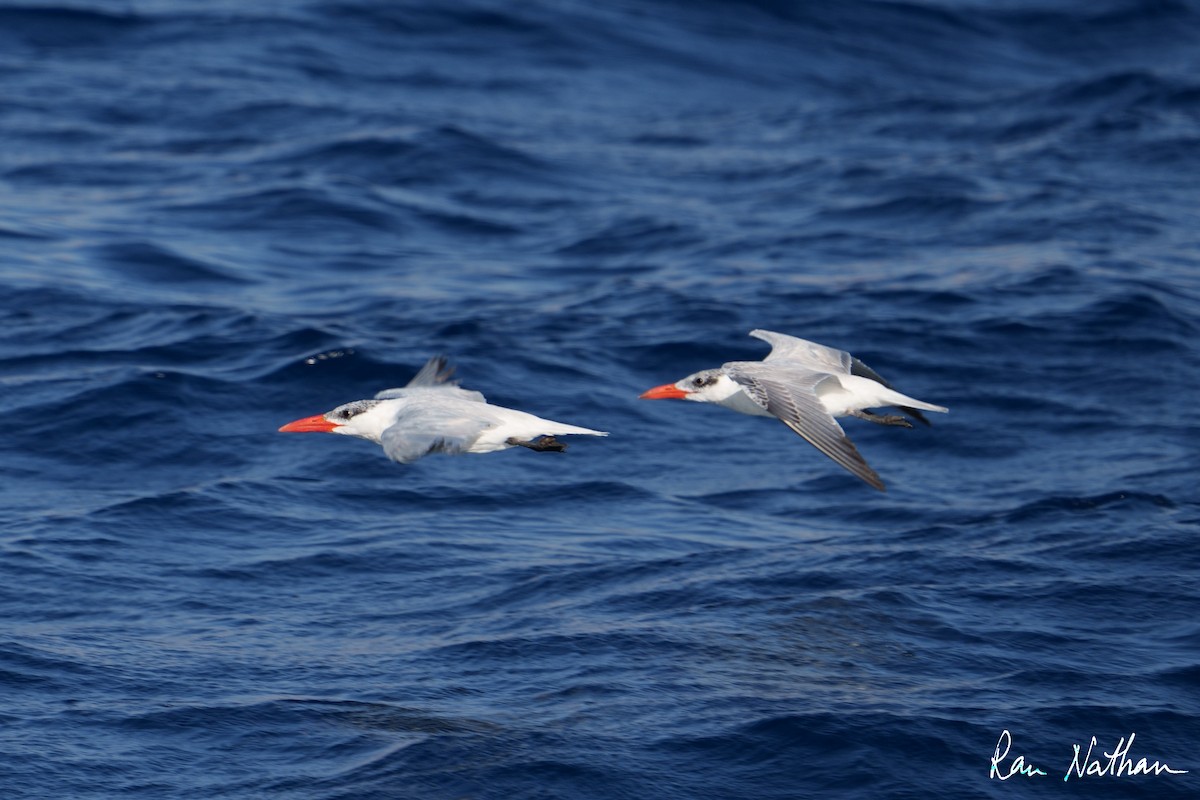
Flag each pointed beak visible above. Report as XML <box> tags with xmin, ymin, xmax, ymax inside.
<box><xmin>278</xmin><ymin>413</ymin><xmax>338</xmax><ymax>433</ymax></box>
<box><xmin>639</xmin><ymin>383</ymin><xmax>689</xmax><ymax>400</ymax></box>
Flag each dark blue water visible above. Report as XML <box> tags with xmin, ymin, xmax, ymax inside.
<box><xmin>2</xmin><ymin>1</ymin><xmax>1198</xmax><ymax>797</ymax></box>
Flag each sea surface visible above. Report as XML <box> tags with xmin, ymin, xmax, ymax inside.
<box><xmin>2</xmin><ymin>1</ymin><xmax>1198</xmax><ymax>798</ymax></box>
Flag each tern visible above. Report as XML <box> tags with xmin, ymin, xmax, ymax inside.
<box><xmin>639</xmin><ymin>329</ymin><xmax>947</xmax><ymax>491</ymax></box>
<box><xmin>280</xmin><ymin>356</ymin><xmax>606</xmax><ymax>462</ymax></box>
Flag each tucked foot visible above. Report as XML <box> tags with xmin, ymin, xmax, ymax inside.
<box><xmin>506</xmin><ymin>435</ymin><xmax>567</xmax><ymax>452</ymax></box>
<box><xmin>851</xmin><ymin>410</ymin><xmax>913</xmax><ymax>428</ymax></box>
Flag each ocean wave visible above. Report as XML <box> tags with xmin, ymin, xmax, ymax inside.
<box><xmin>0</xmin><ymin>5</ymin><xmax>145</xmax><ymax>49</ymax></box>
<box><xmin>4</xmin><ymin>1</ymin><xmax>1199</xmax><ymax>798</ymax></box>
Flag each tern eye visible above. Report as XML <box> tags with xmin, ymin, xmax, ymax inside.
<box><xmin>692</xmin><ymin>376</ymin><xmax>705</xmax><ymax>387</ymax></box>
<box><xmin>333</xmin><ymin>401</ymin><xmax>371</xmax><ymax>421</ymax></box>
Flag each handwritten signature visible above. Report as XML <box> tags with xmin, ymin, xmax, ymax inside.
<box><xmin>990</xmin><ymin>729</ymin><xmax>1189</xmax><ymax>781</ymax></box>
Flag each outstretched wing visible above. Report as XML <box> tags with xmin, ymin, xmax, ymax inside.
<box><xmin>749</xmin><ymin>329</ymin><xmax>853</xmax><ymax>374</ymax></box>
<box><xmin>724</xmin><ymin>361</ymin><xmax>886</xmax><ymax>491</ymax></box>
<box><xmin>379</xmin><ymin>403</ymin><xmax>491</xmax><ymax>464</ymax></box>
<box><xmin>405</xmin><ymin>355</ymin><xmax>456</xmax><ymax>387</ymax></box>
<box><xmin>375</xmin><ymin>356</ymin><xmax>487</xmax><ymax>403</ymax></box>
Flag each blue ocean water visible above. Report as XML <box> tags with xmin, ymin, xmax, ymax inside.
<box><xmin>2</xmin><ymin>0</ymin><xmax>1198</xmax><ymax>797</ymax></box>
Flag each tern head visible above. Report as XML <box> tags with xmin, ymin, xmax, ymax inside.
<box><xmin>279</xmin><ymin>398</ymin><xmax>390</xmax><ymax>442</ymax></box>
<box><xmin>639</xmin><ymin>369</ymin><xmax>741</xmax><ymax>404</ymax></box>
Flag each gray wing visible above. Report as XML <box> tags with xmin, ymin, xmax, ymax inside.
<box><xmin>749</xmin><ymin>330</ymin><xmax>853</xmax><ymax>374</ymax></box>
<box><xmin>725</xmin><ymin>362</ymin><xmax>886</xmax><ymax>491</ymax></box>
<box><xmin>405</xmin><ymin>355</ymin><xmax>456</xmax><ymax>387</ymax></box>
<box><xmin>375</xmin><ymin>357</ymin><xmax>487</xmax><ymax>403</ymax></box>
<box><xmin>379</xmin><ymin>403</ymin><xmax>491</xmax><ymax>464</ymax></box>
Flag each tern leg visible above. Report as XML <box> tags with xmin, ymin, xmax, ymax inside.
<box><xmin>506</xmin><ymin>436</ymin><xmax>567</xmax><ymax>453</ymax></box>
<box><xmin>850</xmin><ymin>409</ymin><xmax>913</xmax><ymax>428</ymax></box>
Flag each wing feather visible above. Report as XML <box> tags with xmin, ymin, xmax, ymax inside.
<box><xmin>405</xmin><ymin>355</ymin><xmax>457</xmax><ymax>387</ymax></box>
<box><xmin>749</xmin><ymin>329</ymin><xmax>853</xmax><ymax>374</ymax></box>
<box><xmin>379</xmin><ymin>404</ymin><xmax>490</xmax><ymax>463</ymax></box>
<box><xmin>725</xmin><ymin>362</ymin><xmax>886</xmax><ymax>491</ymax></box>
<box><xmin>375</xmin><ymin>357</ymin><xmax>487</xmax><ymax>403</ymax></box>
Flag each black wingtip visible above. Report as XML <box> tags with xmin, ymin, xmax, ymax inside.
<box><xmin>899</xmin><ymin>406</ymin><xmax>933</xmax><ymax>427</ymax></box>
<box><xmin>431</xmin><ymin>354</ymin><xmax>456</xmax><ymax>384</ymax></box>
<box><xmin>854</xmin><ymin>464</ymin><xmax>887</xmax><ymax>492</ymax></box>
<box><xmin>406</xmin><ymin>354</ymin><xmax>457</xmax><ymax>387</ymax></box>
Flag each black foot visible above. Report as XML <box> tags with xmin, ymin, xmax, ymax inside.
<box><xmin>851</xmin><ymin>410</ymin><xmax>913</xmax><ymax>428</ymax></box>
<box><xmin>506</xmin><ymin>436</ymin><xmax>567</xmax><ymax>453</ymax></box>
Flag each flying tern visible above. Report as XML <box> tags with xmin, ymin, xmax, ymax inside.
<box><xmin>280</xmin><ymin>356</ymin><xmax>607</xmax><ymax>463</ymax></box>
<box><xmin>639</xmin><ymin>329</ymin><xmax>947</xmax><ymax>490</ymax></box>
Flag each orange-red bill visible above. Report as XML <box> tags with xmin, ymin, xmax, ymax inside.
<box><xmin>639</xmin><ymin>383</ymin><xmax>688</xmax><ymax>400</ymax></box>
<box><xmin>278</xmin><ymin>414</ymin><xmax>338</xmax><ymax>433</ymax></box>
